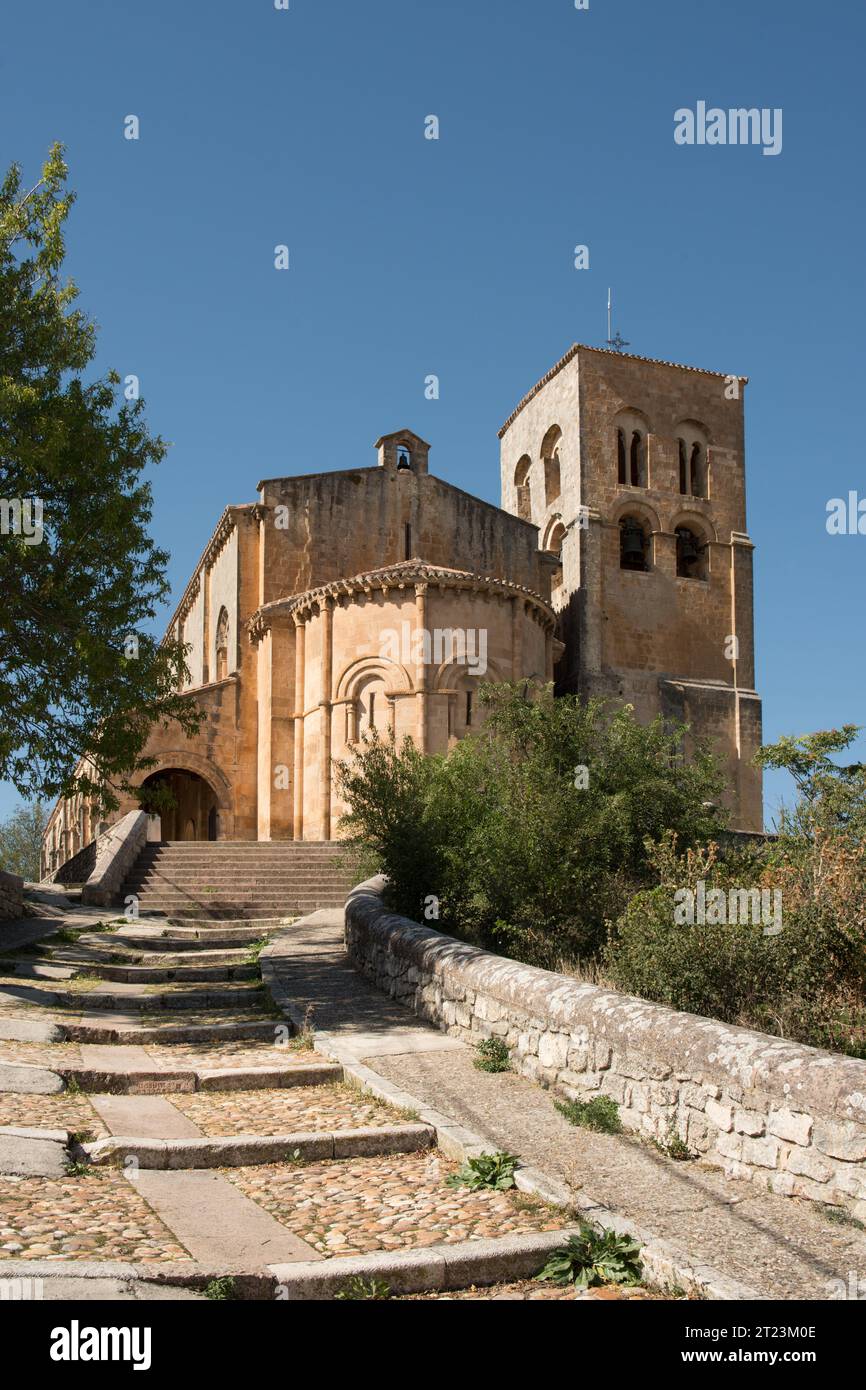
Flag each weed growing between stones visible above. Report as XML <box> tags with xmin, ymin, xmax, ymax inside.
<box><xmin>651</xmin><ymin>1129</ymin><xmax>696</xmax><ymax>1161</ymax></box>
<box><xmin>473</xmin><ymin>1037</ymin><xmax>511</xmax><ymax>1072</ymax></box>
<box><xmin>334</xmin><ymin>1277</ymin><xmax>391</xmax><ymax>1301</ymax></box>
<box><xmin>535</xmin><ymin>1224</ymin><xmax>643</xmax><ymax>1289</ymax></box>
<box><xmin>64</xmin><ymin>1159</ymin><xmax>99</xmax><ymax>1178</ymax></box>
<box><xmin>554</xmin><ymin>1095</ymin><xmax>622</xmax><ymax>1134</ymax></box>
<box><xmin>446</xmin><ymin>1151</ymin><xmax>519</xmax><ymax>1191</ymax></box>
<box><xmin>820</xmin><ymin>1204</ymin><xmax>866</xmax><ymax>1231</ymax></box>
<box><xmin>204</xmin><ymin>1277</ymin><xmax>236</xmax><ymax>1300</ymax></box>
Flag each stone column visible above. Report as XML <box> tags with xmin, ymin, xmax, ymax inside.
<box><xmin>415</xmin><ymin>583</ymin><xmax>428</xmax><ymax>752</ymax></box>
<box><xmin>292</xmin><ymin>614</ymin><xmax>305</xmax><ymax>841</ymax></box>
<box><xmin>319</xmin><ymin>598</ymin><xmax>334</xmax><ymax>840</ymax></box>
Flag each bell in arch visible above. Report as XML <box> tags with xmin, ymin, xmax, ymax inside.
<box><xmin>396</xmin><ymin>446</ymin><xmax>412</xmax><ymax>471</ymax></box>
<box><xmin>620</xmin><ymin>518</ymin><xmax>646</xmax><ymax>568</ymax></box>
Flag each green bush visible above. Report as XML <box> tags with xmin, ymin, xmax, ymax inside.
<box><xmin>473</xmin><ymin>1037</ymin><xmax>511</xmax><ymax>1073</ymax></box>
<box><xmin>554</xmin><ymin>1095</ymin><xmax>622</xmax><ymax>1134</ymax></box>
<box><xmin>336</xmin><ymin>685</ymin><xmax>726</xmax><ymax>965</ymax></box>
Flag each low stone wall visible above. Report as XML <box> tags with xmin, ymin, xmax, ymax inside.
<box><xmin>0</xmin><ymin>870</ymin><xmax>24</xmax><ymax>921</ymax></box>
<box><xmin>81</xmin><ymin>811</ymin><xmax>150</xmax><ymax>908</ymax></box>
<box><xmin>345</xmin><ymin>877</ymin><xmax>866</xmax><ymax>1220</ymax></box>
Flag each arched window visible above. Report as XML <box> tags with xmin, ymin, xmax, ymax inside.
<box><xmin>674</xmin><ymin>421</ymin><xmax>709</xmax><ymax>498</ymax></box>
<box><xmin>620</xmin><ymin>516</ymin><xmax>649</xmax><ymax>572</ymax></box>
<box><xmin>690</xmin><ymin>442</ymin><xmax>705</xmax><ymax>498</ymax></box>
<box><xmin>630</xmin><ymin>431</ymin><xmax>645</xmax><ymax>487</ymax></box>
<box><xmin>356</xmin><ymin>676</ymin><xmax>387</xmax><ymax>738</ymax></box>
<box><xmin>396</xmin><ymin>445</ymin><xmax>412</xmax><ymax>471</ymax></box>
<box><xmin>514</xmin><ymin>455</ymin><xmax>532</xmax><ymax>522</ymax></box>
<box><xmin>541</xmin><ymin>425</ymin><xmax>562</xmax><ymax>506</ymax></box>
<box><xmin>215</xmin><ymin>607</ymin><xmax>229</xmax><ymax>681</ymax></box>
<box><xmin>678</xmin><ymin>438</ymin><xmax>688</xmax><ymax>495</ymax></box>
<box><xmin>675</xmin><ymin>526</ymin><xmax>707</xmax><ymax>580</ymax></box>
<box><xmin>614</xmin><ymin>409</ymin><xmax>649</xmax><ymax>489</ymax></box>
<box><xmin>544</xmin><ymin>519</ymin><xmax>566</xmax><ymax>590</ymax></box>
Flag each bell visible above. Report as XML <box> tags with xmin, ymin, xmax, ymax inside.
<box><xmin>677</xmin><ymin>529</ymin><xmax>700</xmax><ymax>566</ymax></box>
<box><xmin>620</xmin><ymin>521</ymin><xmax>645</xmax><ymax>563</ymax></box>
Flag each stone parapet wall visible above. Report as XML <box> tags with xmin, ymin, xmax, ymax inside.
<box><xmin>0</xmin><ymin>870</ymin><xmax>24</xmax><ymax>921</ymax></box>
<box><xmin>80</xmin><ymin>810</ymin><xmax>150</xmax><ymax>908</ymax></box>
<box><xmin>345</xmin><ymin>877</ymin><xmax>866</xmax><ymax>1219</ymax></box>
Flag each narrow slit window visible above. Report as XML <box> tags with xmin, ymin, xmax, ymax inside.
<box><xmin>404</xmin><ymin>523</ymin><xmax>412</xmax><ymax>559</ymax></box>
<box><xmin>617</xmin><ymin>428</ymin><xmax>627</xmax><ymax>485</ymax></box>
<box><xmin>465</xmin><ymin>690</ymin><xmax>473</xmax><ymax>727</ymax></box>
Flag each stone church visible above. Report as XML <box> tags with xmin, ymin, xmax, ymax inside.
<box><xmin>43</xmin><ymin>343</ymin><xmax>763</xmax><ymax>870</ymax></box>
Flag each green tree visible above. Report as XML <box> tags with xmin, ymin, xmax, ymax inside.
<box><xmin>0</xmin><ymin>145</ymin><xmax>199</xmax><ymax>813</ymax></box>
<box><xmin>336</xmin><ymin>683</ymin><xmax>727</xmax><ymax>965</ymax></box>
<box><xmin>0</xmin><ymin>799</ymin><xmax>48</xmax><ymax>880</ymax></box>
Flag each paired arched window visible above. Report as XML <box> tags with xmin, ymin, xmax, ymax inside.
<box><xmin>215</xmin><ymin>607</ymin><xmax>229</xmax><ymax>681</ymax></box>
<box><xmin>615</xmin><ymin>411</ymin><xmax>648</xmax><ymax>488</ymax></box>
<box><xmin>675</xmin><ymin>526</ymin><xmax>708</xmax><ymax>580</ymax></box>
<box><xmin>619</xmin><ymin>515</ymin><xmax>649</xmax><ymax>572</ymax></box>
<box><xmin>675</xmin><ymin>423</ymin><xmax>709</xmax><ymax>498</ymax></box>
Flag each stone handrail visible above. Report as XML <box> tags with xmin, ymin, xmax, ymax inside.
<box><xmin>80</xmin><ymin>810</ymin><xmax>151</xmax><ymax>908</ymax></box>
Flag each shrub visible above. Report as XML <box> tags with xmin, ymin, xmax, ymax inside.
<box><xmin>473</xmin><ymin>1037</ymin><xmax>511</xmax><ymax>1073</ymax></box>
<box><xmin>336</xmin><ymin>686</ymin><xmax>726</xmax><ymax>964</ymax></box>
<box><xmin>554</xmin><ymin>1095</ymin><xmax>622</xmax><ymax>1134</ymax></box>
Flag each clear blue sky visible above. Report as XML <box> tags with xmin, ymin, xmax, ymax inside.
<box><xmin>2</xmin><ymin>0</ymin><xmax>863</xmax><ymax>827</ymax></box>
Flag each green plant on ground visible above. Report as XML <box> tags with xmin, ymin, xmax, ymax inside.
<box><xmin>64</xmin><ymin>1159</ymin><xmax>99</xmax><ymax>1177</ymax></box>
<box><xmin>203</xmin><ymin>1277</ymin><xmax>235</xmax><ymax>1301</ymax></box>
<box><xmin>554</xmin><ymin>1095</ymin><xmax>622</xmax><ymax>1134</ymax></box>
<box><xmin>285</xmin><ymin>1148</ymin><xmax>305</xmax><ymax>1166</ymax></box>
<box><xmin>473</xmin><ymin>1036</ymin><xmax>511</xmax><ymax>1073</ymax></box>
<box><xmin>652</xmin><ymin>1128</ymin><xmax>695</xmax><ymax>1161</ymax></box>
<box><xmin>64</xmin><ymin>1075</ymin><xmax>81</xmax><ymax>1094</ymax></box>
<box><xmin>334</xmin><ymin>1277</ymin><xmax>391</xmax><ymax>1301</ymax></box>
<box><xmin>445</xmin><ymin>1151</ymin><xmax>519</xmax><ymax>1191</ymax></box>
<box><xmin>245</xmin><ymin>937</ymin><xmax>268</xmax><ymax>964</ymax></box>
<box><xmin>69</xmin><ymin>1129</ymin><xmax>96</xmax><ymax>1146</ymax></box>
<box><xmin>820</xmin><ymin>1204</ymin><xmax>865</xmax><ymax>1231</ymax></box>
<box><xmin>535</xmin><ymin>1224</ymin><xmax>643</xmax><ymax>1289</ymax></box>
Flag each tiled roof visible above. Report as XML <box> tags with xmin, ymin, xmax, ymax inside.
<box><xmin>498</xmin><ymin>343</ymin><xmax>749</xmax><ymax>437</ymax></box>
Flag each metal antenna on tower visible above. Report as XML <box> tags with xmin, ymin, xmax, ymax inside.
<box><xmin>606</xmin><ymin>288</ymin><xmax>630</xmax><ymax>353</ymax></box>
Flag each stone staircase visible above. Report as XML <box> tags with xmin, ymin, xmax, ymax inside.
<box><xmin>120</xmin><ymin>841</ymin><xmax>357</xmax><ymax>920</ymax></box>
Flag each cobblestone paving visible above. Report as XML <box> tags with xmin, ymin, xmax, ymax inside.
<box><xmin>0</xmin><ymin>1173</ymin><xmax>190</xmax><ymax>1261</ymax></box>
<box><xmin>171</xmin><ymin>1083</ymin><xmax>405</xmax><ymax>1135</ymax></box>
<box><xmin>0</xmin><ymin>1040</ymin><xmax>81</xmax><ymax>1067</ymax></box>
<box><xmin>143</xmin><ymin>1040</ymin><xmax>317</xmax><ymax>1069</ymax></box>
<box><xmin>0</xmin><ymin>1093</ymin><xmax>108</xmax><ymax>1137</ymax></box>
<box><xmin>226</xmin><ymin>1152</ymin><xmax>564</xmax><ymax>1257</ymax></box>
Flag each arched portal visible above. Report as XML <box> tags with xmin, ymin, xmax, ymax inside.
<box><xmin>140</xmin><ymin>769</ymin><xmax>220</xmax><ymax>842</ymax></box>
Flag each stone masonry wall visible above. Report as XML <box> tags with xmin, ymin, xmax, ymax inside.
<box><xmin>345</xmin><ymin>878</ymin><xmax>866</xmax><ymax>1219</ymax></box>
<box><xmin>0</xmin><ymin>870</ymin><xmax>24</xmax><ymax>920</ymax></box>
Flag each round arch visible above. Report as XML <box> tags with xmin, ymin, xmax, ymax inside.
<box><xmin>334</xmin><ymin>654</ymin><xmax>415</xmax><ymax>702</ymax></box>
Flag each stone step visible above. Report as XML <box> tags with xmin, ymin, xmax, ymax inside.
<box><xmin>65</xmin><ymin>1018</ymin><xmax>285</xmax><ymax>1045</ymax></box>
<box><xmin>54</xmin><ymin>985</ymin><xmax>270</xmax><ymax>1012</ymax></box>
<box><xmin>83</xmin><ymin>1123</ymin><xmax>434</xmax><ymax>1169</ymax></box>
<box><xmin>59</xmin><ymin>1060</ymin><xmax>342</xmax><ymax>1094</ymax></box>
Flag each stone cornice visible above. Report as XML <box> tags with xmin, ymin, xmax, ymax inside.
<box><xmin>247</xmin><ymin>560</ymin><xmax>556</xmax><ymax>642</ymax></box>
